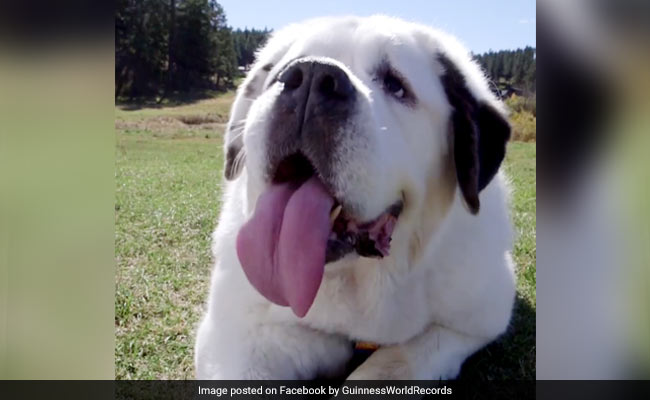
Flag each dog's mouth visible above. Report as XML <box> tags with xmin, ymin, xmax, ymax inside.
<box><xmin>236</xmin><ymin>152</ymin><xmax>402</xmax><ymax>317</ymax></box>
<box><xmin>327</xmin><ymin>199</ymin><xmax>403</xmax><ymax>262</ymax></box>
<box><xmin>273</xmin><ymin>153</ymin><xmax>403</xmax><ymax>263</ymax></box>
<box><xmin>273</xmin><ymin>152</ymin><xmax>403</xmax><ymax>263</ymax></box>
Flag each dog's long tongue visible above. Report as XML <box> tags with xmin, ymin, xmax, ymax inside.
<box><xmin>236</xmin><ymin>177</ymin><xmax>334</xmax><ymax>317</ymax></box>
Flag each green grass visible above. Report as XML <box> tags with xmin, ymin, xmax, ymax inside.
<box><xmin>115</xmin><ymin>93</ymin><xmax>536</xmax><ymax>380</ymax></box>
<box><xmin>115</xmin><ymin>129</ymin><xmax>224</xmax><ymax>379</ymax></box>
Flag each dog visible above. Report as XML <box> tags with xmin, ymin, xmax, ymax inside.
<box><xmin>195</xmin><ymin>15</ymin><xmax>515</xmax><ymax>380</ymax></box>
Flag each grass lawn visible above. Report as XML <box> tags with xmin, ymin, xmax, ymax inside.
<box><xmin>115</xmin><ymin>92</ymin><xmax>536</xmax><ymax>380</ymax></box>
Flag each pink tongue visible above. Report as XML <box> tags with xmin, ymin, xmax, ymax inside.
<box><xmin>236</xmin><ymin>177</ymin><xmax>334</xmax><ymax>317</ymax></box>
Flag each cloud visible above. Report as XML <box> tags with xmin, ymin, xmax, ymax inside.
<box><xmin>518</xmin><ymin>18</ymin><xmax>535</xmax><ymax>25</ymax></box>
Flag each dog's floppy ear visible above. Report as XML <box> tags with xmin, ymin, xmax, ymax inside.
<box><xmin>223</xmin><ymin>64</ymin><xmax>272</xmax><ymax>180</ymax></box>
<box><xmin>438</xmin><ymin>54</ymin><xmax>511</xmax><ymax>214</ymax></box>
<box><xmin>224</xmin><ymin>25</ymin><xmax>305</xmax><ymax>180</ymax></box>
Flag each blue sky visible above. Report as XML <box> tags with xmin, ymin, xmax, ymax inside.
<box><xmin>219</xmin><ymin>0</ymin><xmax>536</xmax><ymax>54</ymax></box>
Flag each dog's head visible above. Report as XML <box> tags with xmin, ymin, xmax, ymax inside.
<box><xmin>225</xmin><ymin>16</ymin><xmax>510</xmax><ymax>317</ymax></box>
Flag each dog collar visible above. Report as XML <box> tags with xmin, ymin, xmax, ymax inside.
<box><xmin>353</xmin><ymin>341</ymin><xmax>380</xmax><ymax>352</ymax></box>
<box><xmin>350</xmin><ymin>341</ymin><xmax>380</xmax><ymax>370</ymax></box>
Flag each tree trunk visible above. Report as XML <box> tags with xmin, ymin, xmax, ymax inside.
<box><xmin>165</xmin><ymin>0</ymin><xmax>176</xmax><ymax>93</ymax></box>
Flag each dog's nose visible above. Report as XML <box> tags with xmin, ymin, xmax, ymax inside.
<box><xmin>279</xmin><ymin>59</ymin><xmax>355</xmax><ymax>102</ymax></box>
<box><xmin>268</xmin><ymin>58</ymin><xmax>357</xmax><ymax>181</ymax></box>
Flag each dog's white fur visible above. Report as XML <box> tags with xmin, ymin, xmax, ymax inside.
<box><xmin>195</xmin><ymin>16</ymin><xmax>516</xmax><ymax>380</ymax></box>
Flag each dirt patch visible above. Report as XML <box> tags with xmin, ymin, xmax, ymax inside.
<box><xmin>175</xmin><ymin>114</ymin><xmax>226</xmax><ymax>125</ymax></box>
<box><xmin>116</xmin><ymin>116</ymin><xmax>184</xmax><ymax>131</ymax></box>
<box><xmin>116</xmin><ymin>115</ymin><xmax>227</xmax><ymax>137</ymax></box>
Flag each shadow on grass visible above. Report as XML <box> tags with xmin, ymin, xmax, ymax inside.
<box><xmin>335</xmin><ymin>292</ymin><xmax>535</xmax><ymax>384</ymax></box>
<box><xmin>458</xmin><ymin>293</ymin><xmax>536</xmax><ymax>380</ymax></box>
<box><xmin>116</xmin><ymin>88</ymin><xmax>232</xmax><ymax>111</ymax></box>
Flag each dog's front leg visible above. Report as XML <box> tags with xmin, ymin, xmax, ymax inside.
<box><xmin>346</xmin><ymin>325</ymin><xmax>490</xmax><ymax>380</ymax></box>
<box><xmin>195</xmin><ymin>311</ymin><xmax>352</xmax><ymax>380</ymax></box>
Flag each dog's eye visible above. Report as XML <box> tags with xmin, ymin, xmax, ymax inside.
<box><xmin>383</xmin><ymin>71</ymin><xmax>406</xmax><ymax>99</ymax></box>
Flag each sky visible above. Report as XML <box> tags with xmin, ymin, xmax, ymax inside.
<box><xmin>219</xmin><ymin>0</ymin><xmax>536</xmax><ymax>54</ymax></box>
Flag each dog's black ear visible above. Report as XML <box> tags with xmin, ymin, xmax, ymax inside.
<box><xmin>438</xmin><ymin>54</ymin><xmax>511</xmax><ymax>214</ymax></box>
<box><xmin>223</xmin><ymin>63</ymin><xmax>273</xmax><ymax>180</ymax></box>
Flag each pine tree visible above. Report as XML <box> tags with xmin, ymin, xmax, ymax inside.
<box><xmin>116</xmin><ymin>0</ymin><xmax>240</xmax><ymax>98</ymax></box>
<box><xmin>473</xmin><ymin>47</ymin><xmax>536</xmax><ymax>95</ymax></box>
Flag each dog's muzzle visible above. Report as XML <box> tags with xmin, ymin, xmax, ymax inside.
<box><xmin>265</xmin><ymin>57</ymin><xmax>358</xmax><ymax>183</ymax></box>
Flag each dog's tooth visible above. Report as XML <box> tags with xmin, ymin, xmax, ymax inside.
<box><xmin>330</xmin><ymin>205</ymin><xmax>342</xmax><ymax>223</ymax></box>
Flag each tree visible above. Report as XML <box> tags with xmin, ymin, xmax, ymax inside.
<box><xmin>165</xmin><ymin>0</ymin><xmax>176</xmax><ymax>93</ymax></box>
<box><xmin>232</xmin><ymin>28</ymin><xmax>271</xmax><ymax>68</ymax></box>
<box><xmin>215</xmin><ymin>26</ymin><xmax>237</xmax><ymax>87</ymax></box>
<box><xmin>474</xmin><ymin>47</ymin><xmax>536</xmax><ymax>95</ymax></box>
<box><xmin>116</xmin><ymin>0</ymin><xmax>169</xmax><ymax>97</ymax></box>
<box><xmin>115</xmin><ymin>0</ymin><xmax>240</xmax><ymax>99</ymax></box>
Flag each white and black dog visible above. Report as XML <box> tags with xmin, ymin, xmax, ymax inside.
<box><xmin>196</xmin><ymin>15</ymin><xmax>515</xmax><ymax>380</ymax></box>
